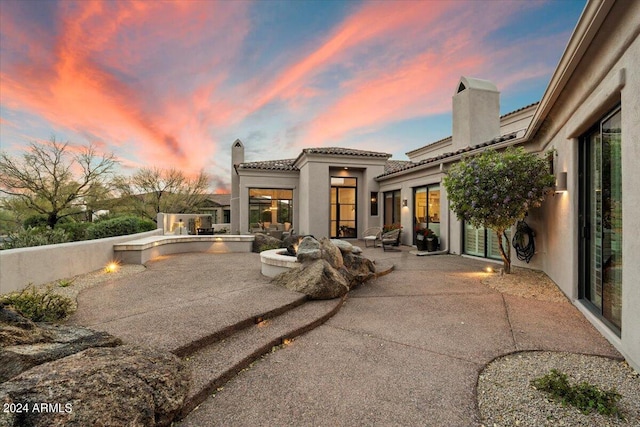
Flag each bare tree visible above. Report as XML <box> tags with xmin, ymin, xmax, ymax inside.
<box><xmin>0</xmin><ymin>137</ymin><xmax>118</xmax><ymax>228</ymax></box>
<box><xmin>116</xmin><ymin>167</ymin><xmax>210</xmax><ymax>222</ymax></box>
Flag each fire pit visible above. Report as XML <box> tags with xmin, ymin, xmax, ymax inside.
<box><xmin>260</xmin><ymin>249</ymin><xmax>299</xmax><ymax>277</ymax></box>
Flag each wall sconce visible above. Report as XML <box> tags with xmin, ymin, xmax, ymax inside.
<box><xmin>555</xmin><ymin>172</ymin><xmax>567</xmax><ymax>193</ymax></box>
<box><xmin>402</xmin><ymin>198</ymin><xmax>408</xmax><ymax>207</ymax></box>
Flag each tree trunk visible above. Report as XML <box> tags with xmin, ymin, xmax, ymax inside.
<box><xmin>496</xmin><ymin>229</ymin><xmax>511</xmax><ymax>274</ymax></box>
<box><xmin>47</xmin><ymin>213</ymin><xmax>59</xmax><ymax>229</ymax></box>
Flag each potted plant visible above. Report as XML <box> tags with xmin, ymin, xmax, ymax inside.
<box><xmin>414</xmin><ymin>225</ymin><xmax>429</xmax><ymax>251</ymax></box>
<box><xmin>425</xmin><ymin>229</ymin><xmax>438</xmax><ymax>252</ymax></box>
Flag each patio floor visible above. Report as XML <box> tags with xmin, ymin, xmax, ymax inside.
<box><xmin>67</xmin><ymin>243</ymin><xmax>621</xmax><ymax>426</ymax></box>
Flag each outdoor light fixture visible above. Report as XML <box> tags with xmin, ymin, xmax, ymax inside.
<box><xmin>402</xmin><ymin>198</ymin><xmax>408</xmax><ymax>207</ymax></box>
<box><xmin>555</xmin><ymin>172</ymin><xmax>567</xmax><ymax>193</ymax></box>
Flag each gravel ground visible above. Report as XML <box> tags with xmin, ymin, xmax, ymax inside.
<box><xmin>478</xmin><ymin>351</ymin><xmax>640</xmax><ymax>426</ymax></box>
<box><xmin>36</xmin><ymin>263</ymin><xmax>146</xmax><ymax>311</ymax></box>
<box><xmin>481</xmin><ymin>266</ymin><xmax>568</xmax><ymax>303</ymax></box>
<box><xmin>478</xmin><ymin>267</ymin><xmax>639</xmax><ymax>426</ymax></box>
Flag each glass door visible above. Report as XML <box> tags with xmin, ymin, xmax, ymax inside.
<box><xmin>331</xmin><ymin>177</ymin><xmax>357</xmax><ymax>238</ymax></box>
<box><xmin>580</xmin><ymin>107</ymin><xmax>622</xmax><ymax>334</ymax></box>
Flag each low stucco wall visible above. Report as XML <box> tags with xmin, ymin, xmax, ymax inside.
<box><xmin>0</xmin><ymin>229</ymin><xmax>163</xmax><ymax>295</ymax></box>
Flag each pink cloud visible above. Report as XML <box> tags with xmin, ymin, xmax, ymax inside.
<box><xmin>1</xmin><ymin>0</ymin><xmax>249</xmax><ymax>180</ymax></box>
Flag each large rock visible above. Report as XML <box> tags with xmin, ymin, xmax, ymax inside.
<box><xmin>319</xmin><ymin>237</ymin><xmax>343</xmax><ymax>269</ymax></box>
<box><xmin>0</xmin><ymin>306</ymin><xmax>122</xmax><ymax>383</ymax></box>
<box><xmin>296</xmin><ymin>236</ymin><xmax>321</xmax><ymax>262</ymax></box>
<box><xmin>252</xmin><ymin>233</ymin><xmax>282</xmax><ymax>253</ymax></box>
<box><xmin>342</xmin><ymin>253</ymin><xmax>376</xmax><ymax>288</ymax></box>
<box><xmin>0</xmin><ymin>345</ymin><xmax>189</xmax><ymax>427</ymax></box>
<box><xmin>272</xmin><ymin>259</ymin><xmax>350</xmax><ymax>300</ymax></box>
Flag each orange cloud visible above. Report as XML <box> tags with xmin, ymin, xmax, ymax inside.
<box><xmin>1</xmin><ymin>0</ymin><xmax>249</xmax><ymax>177</ymax></box>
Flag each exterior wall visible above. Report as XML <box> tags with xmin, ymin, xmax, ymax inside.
<box><xmin>237</xmin><ymin>170</ymin><xmax>300</xmax><ymax>234</ymax></box>
<box><xmin>0</xmin><ymin>229</ymin><xmax>163</xmax><ymax>295</ymax></box>
<box><xmin>499</xmin><ymin>105</ymin><xmax>536</xmax><ymax>136</ymax></box>
<box><xmin>532</xmin><ymin>0</ymin><xmax>640</xmax><ymax>371</ymax></box>
<box><xmin>452</xmin><ymin>80</ymin><xmax>500</xmax><ymax>151</ymax></box>
<box><xmin>297</xmin><ymin>154</ymin><xmax>385</xmax><ymax>238</ymax></box>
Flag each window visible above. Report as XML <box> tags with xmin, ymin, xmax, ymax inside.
<box><xmin>580</xmin><ymin>106</ymin><xmax>622</xmax><ymax>334</ymax></box>
<box><xmin>384</xmin><ymin>190</ymin><xmax>401</xmax><ymax>225</ymax></box>
<box><xmin>413</xmin><ymin>184</ymin><xmax>440</xmax><ymax>240</ymax></box>
<box><xmin>464</xmin><ymin>223</ymin><xmax>510</xmax><ymax>261</ymax></box>
<box><xmin>248</xmin><ymin>189</ymin><xmax>293</xmax><ymax>229</ymax></box>
<box><xmin>370</xmin><ymin>192</ymin><xmax>379</xmax><ymax>216</ymax></box>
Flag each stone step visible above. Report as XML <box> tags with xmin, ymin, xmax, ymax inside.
<box><xmin>172</xmin><ymin>295</ymin><xmax>307</xmax><ymax>358</ymax></box>
<box><xmin>178</xmin><ymin>297</ymin><xmax>345</xmax><ymax>420</ymax></box>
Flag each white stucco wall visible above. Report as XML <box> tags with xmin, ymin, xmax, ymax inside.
<box><xmin>533</xmin><ymin>0</ymin><xmax>640</xmax><ymax>371</ymax></box>
<box><xmin>0</xmin><ymin>229</ymin><xmax>163</xmax><ymax>295</ymax></box>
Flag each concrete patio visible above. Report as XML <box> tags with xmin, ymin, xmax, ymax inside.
<box><xmin>66</xmin><ymin>243</ymin><xmax>621</xmax><ymax>426</ymax></box>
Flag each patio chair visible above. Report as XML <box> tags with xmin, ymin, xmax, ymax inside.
<box><xmin>381</xmin><ymin>228</ymin><xmax>402</xmax><ymax>252</ymax></box>
<box><xmin>362</xmin><ymin>227</ymin><xmax>382</xmax><ymax>248</ymax></box>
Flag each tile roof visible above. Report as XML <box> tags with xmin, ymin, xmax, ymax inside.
<box><xmin>205</xmin><ymin>193</ymin><xmax>231</xmax><ymax>206</ymax></box>
<box><xmin>500</xmin><ymin>101</ymin><xmax>539</xmax><ymax>119</ymax></box>
<box><xmin>301</xmin><ymin>147</ymin><xmax>390</xmax><ymax>158</ymax></box>
<box><xmin>384</xmin><ymin>160</ymin><xmax>413</xmax><ymax>174</ymax></box>
<box><xmin>237</xmin><ymin>159</ymin><xmax>298</xmax><ymax>171</ymax></box>
<box><xmin>377</xmin><ymin>132</ymin><xmax>520</xmax><ymax>179</ymax></box>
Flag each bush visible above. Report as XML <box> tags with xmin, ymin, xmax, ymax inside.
<box><xmin>1</xmin><ymin>285</ymin><xmax>74</xmax><ymax>322</ymax></box>
<box><xmin>56</xmin><ymin>221</ymin><xmax>92</xmax><ymax>241</ymax></box>
<box><xmin>86</xmin><ymin>215</ymin><xmax>156</xmax><ymax>239</ymax></box>
<box><xmin>3</xmin><ymin>226</ymin><xmax>71</xmax><ymax>249</ymax></box>
<box><xmin>531</xmin><ymin>369</ymin><xmax>623</xmax><ymax>418</ymax></box>
<box><xmin>259</xmin><ymin>242</ymin><xmax>282</xmax><ymax>252</ymax></box>
<box><xmin>23</xmin><ymin>215</ymin><xmax>49</xmax><ymax>228</ymax></box>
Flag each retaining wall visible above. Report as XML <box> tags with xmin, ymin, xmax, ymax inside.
<box><xmin>0</xmin><ymin>229</ymin><xmax>163</xmax><ymax>295</ymax></box>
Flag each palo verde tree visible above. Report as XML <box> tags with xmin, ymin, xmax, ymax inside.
<box><xmin>443</xmin><ymin>147</ymin><xmax>554</xmax><ymax>274</ymax></box>
<box><xmin>0</xmin><ymin>137</ymin><xmax>118</xmax><ymax>228</ymax></box>
<box><xmin>115</xmin><ymin>167</ymin><xmax>210</xmax><ymax>222</ymax></box>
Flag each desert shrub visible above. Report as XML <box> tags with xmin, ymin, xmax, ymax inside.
<box><xmin>259</xmin><ymin>242</ymin><xmax>282</xmax><ymax>252</ymax></box>
<box><xmin>86</xmin><ymin>215</ymin><xmax>156</xmax><ymax>239</ymax></box>
<box><xmin>531</xmin><ymin>369</ymin><xmax>623</xmax><ymax>418</ymax></box>
<box><xmin>56</xmin><ymin>221</ymin><xmax>92</xmax><ymax>241</ymax></box>
<box><xmin>23</xmin><ymin>215</ymin><xmax>49</xmax><ymax>228</ymax></box>
<box><xmin>1</xmin><ymin>285</ymin><xmax>74</xmax><ymax>322</ymax></box>
<box><xmin>3</xmin><ymin>226</ymin><xmax>71</xmax><ymax>249</ymax></box>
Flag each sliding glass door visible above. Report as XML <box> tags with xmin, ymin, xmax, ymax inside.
<box><xmin>580</xmin><ymin>107</ymin><xmax>622</xmax><ymax>334</ymax></box>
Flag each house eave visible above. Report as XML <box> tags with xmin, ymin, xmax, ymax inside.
<box><xmin>525</xmin><ymin>0</ymin><xmax>614</xmax><ymax>140</ymax></box>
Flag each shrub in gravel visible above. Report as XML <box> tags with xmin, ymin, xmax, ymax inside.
<box><xmin>1</xmin><ymin>285</ymin><xmax>74</xmax><ymax>322</ymax></box>
<box><xmin>531</xmin><ymin>369</ymin><xmax>624</xmax><ymax>418</ymax></box>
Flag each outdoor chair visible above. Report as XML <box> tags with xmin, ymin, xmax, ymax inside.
<box><xmin>381</xmin><ymin>228</ymin><xmax>402</xmax><ymax>252</ymax></box>
<box><xmin>362</xmin><ymin>227</ymin><xmax>382</xmax><ymax>248</ymax></box>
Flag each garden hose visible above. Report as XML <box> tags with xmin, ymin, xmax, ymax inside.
<box><xmin>512</xmin><ymin>220</ymin><xmax>535</xmax><ymax>263</ymax></box>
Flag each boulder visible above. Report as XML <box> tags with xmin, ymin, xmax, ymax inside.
<box><xmin>342</xmin><ymin>253</ymin><xmax>377</xmax><ymax>288</ymax></box>
<box><xmin>252</xmin><ymin>233</ymin><xmax>282</xmax><ymax>253</ymax></box>
<box><xmin>0</xmin><ymin>345</ymin><xmax>189</xmax><ymax>427</ymax></box>
<box><xmin>296</xmin><ymin>236</ymin><xmax>321</xmax><ymax>263</ymax></box>
<box><xmin>319</xmin><ymin>237</ymin><xmax>343</xmax><ymax>269</ymax></box>
<box><xmin>0</xmin><ymin>306</ymin><xmax>122</xmax><ymax>383</ymax></box>
<box><xmin>330</xmin><ymin>239</ymin><xmax>353</xmax><ymax>253</ymax></box>
<box><xmin>272</xmin><ymin>259</ymin><xmax>349</xmax><ymax>300</ymax></box>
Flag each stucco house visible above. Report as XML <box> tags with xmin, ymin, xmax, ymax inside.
<box><xmin>231</xmin><ymin>0</ymin><xmax>639</xmax><ymax>371</ymax></box>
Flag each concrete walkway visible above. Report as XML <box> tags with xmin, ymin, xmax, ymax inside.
<box><xmin>68</xmin><ymin>245</ymin><xmax>620</xmax><ymax>426</ymax></box>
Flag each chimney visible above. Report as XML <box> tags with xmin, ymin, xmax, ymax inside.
<box><xmin>452</xmin><ymin>77</ymin><xmax>500</xmax><ymax>151</ymax></box>
<box><xmin>231</xmin><ymin>139</ymin><xmax>244</xmax><ymax>234</ymax></box>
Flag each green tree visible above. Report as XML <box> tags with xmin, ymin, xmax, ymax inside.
<box><xmin>0</xmin><ymin>137</ymin><xmax>118</xmax><ymax>228</ymax></box>
<box><xmin>115</xmin><ymin>167</ymin><xmax>210</xmax><ymax>222</ymax></box>
<box><xmin>443</xmin><ymin>147</ymin><xmax>554</xmax><ymax>273</ymax></box>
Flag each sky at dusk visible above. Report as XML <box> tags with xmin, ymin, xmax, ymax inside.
<box><xmin>0</xmin><ymin>0</ymin><xmax>586</xmax><ymax>192</ymax></box>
